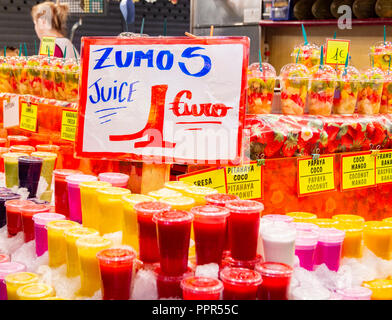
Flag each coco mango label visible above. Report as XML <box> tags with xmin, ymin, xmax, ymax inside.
<box><xmin>297</xmin><ymin>156</ymin><xmax>335</xmax><ymax>196</ymax></box>
<box><xmin>341</xmin><ymin>153</ymin><xmax>376</xmax><ymax>191</ymax></box>
<box><xmin>376</xmin><ymin>150</ymin><xmax>392</xmax><ymax>184</ymax></box>
<box><xmin>178</xmin><ymin>168</ymin><xmax>227</xmax><ymax>193</ymax></box>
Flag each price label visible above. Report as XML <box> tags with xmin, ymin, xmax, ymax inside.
<box><xmin>297</xmin><ymin>156</ymin><xmax>335</xmax><ymax>196</ymax></box>
<box><xmin>376</xmin><ymin>150</ymin><xmax>392</xmax><ymax>184</ymax></box>
<box><xmin>341</xmin><ymin>152</ymin><xmax>376</xmax><ymax>191</ymax></box>
<box><xmin>19</xmin><ymin>102</ymin><xmax>38</xmax><ymax>132</ymax></box>
<box><xmin>225</xmin><ymin>162</ymin><xmax>263</xmax><ymax>200</ymax></box>
<box><xmin>325</xmin><ymin>39</ymin><xmax>351</xmax><ymax>65</ymax></box>
<box><xmin>178</xmin><ymin>168</ymin><xmax>227</xmax><ymax>193</ymax></box>
<box><xmin>61</xmin><ymin>110</ymin><xmax>78</xmax><ymax>141</ymax></box>
<box><xmin>39</xmin><ymin>37</ymin><xmax>56</xmax><ymax>56</ymax></box>
<box><xmin>3</xmin><ymin>96</ymin><xmax>19</xmax><ymax>128</ymax></box>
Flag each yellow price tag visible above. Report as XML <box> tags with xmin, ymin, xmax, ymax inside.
<box><xmin>39</xmin><ymin>37</ymin><xmax>56</xmax><ymax>56</ymax></box>
<box><xmin>19</xmin><ymin>102</ymin><xmax>38</xmax><ymax>132</ymax></box>
<box><xmin>297</xmin><ymin>156</ymin><xmax>335</xmax><ymax>196</ymax></box>
<box><xmin>225</xmin><ymin>162</ymin><xmax>263</xmax><ymax>200</ymax></box>
<box><xmin>61</xmin><ymin>110</ymin><xmax>78</xmax><ymax>142</ymax></box>
<box><xmin>341</xmin><ymin>152</ymin><xmax>376</xmax><ymax>191</ymax></box>
<box><xmin>178</xmin><ymin>168</ymin><xmax>227</xmax><ymax>193</ymax></box>
<box><xmin>325</xmin><ymin>39</ymin><xmax>350</xmax><ymax>65</ymax></box>
<box><xmin>376</xmin><ymin>150</ymin><xmax>392</xmax><ymax>184</ymax></box>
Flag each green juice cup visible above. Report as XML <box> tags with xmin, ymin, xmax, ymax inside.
<box><xmin>31</xmin><ymin>151</ymin><xmax>57</xmax><ymax>202</ymax></box>
<box><xmin>2</xmin><ymin>152</ymin><xmax>28</xmax><ymax>188</ymax></box>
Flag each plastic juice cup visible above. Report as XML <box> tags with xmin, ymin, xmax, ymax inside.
<box><xmin>256</xmin><ymin>262</ymin><xmax>293</xmax><ymax>300</ymax></box>
<box><xmin>0</xmin><ymin>147</ymin><xmax>9</xmax><ymax>172</ymax></box>
<box><xmin>4</xmin><ymin>272</ymin><xmax>39</xmax><ymax>300</ymax></box>
<box><xmin>155</xmin><ymin>266</ymin><xmax>194</xmax><ymax>299</ymax></box>
<box><xmin>332</xmin><ymin>214</ymin><xmax>365</xmax><ymax>225</ymax></box>
<box><xmin>0</xmin><ymin>262</ymin><xmax>26</xmax><ymax>300</ymax></box>
<box><xmin>380</xmin><ymin>72</ymin><xmax>392</xmax><ymax>113</ymax></box>
<box><xmin>183</xmin><ymin>186</ymin><xmax>218</xmax><ymax>207</ymax></box>
<box><xmin>314</xmin><ymin>228</ymin><xmax>345</xmax><ymax>271</ymax></box>
<box><xmin>65</xmin><ymin>174</ymin><xmax>98</xmax><ymax>223</ymax></box>
<box><xmin>336</xmin><ymin>286</ymin><xmax>372</xmax><ymax>300</ymax></box>
<box><xmin>291</xmin><ymin>286</ymin><xmax>331</xmax><ymax>300</ymax></box>
<box><xmin>3</xmin><ymin>152</ymin><xmax>28</xmax><ymax>188</ymax></box>
<box><xmin>30</xmin><ymin>151</ymin><xmax>57</xmax><ymax>196</ymax></box>
<box><xmin>362</xmin><ymin>279</ymin><xmax>392</xmax><ymax>300</ymax></box>
<box><xmin>33</xmin><ymin>212</ymin><xmax>65</xmax><ymax>257</ymax></box>
<box><xmin>76</xmin><ymin>235</ymin><xmax>112</xmax><ymax>297</ymax></box>
<box><xmin>190</xmin><ymin>205</ymin><xmax>230</xmax><ymax>265</ymax></box>
<box><xmin>9</xmin><ymin>145</ymin><xmax>35</xmax><ymax>155</ymax></box>
<box><xmin>153</xmin><ymin>210</ymin><xmax>193</xmax><ymax>276</ymax></box>
<box><xmin>181</xmin><ymin>276</ymin><xmax>223</xmax><ymax>300</ymax></box>
<box><xmin>295</xmin><ymin>230</ymin><xmax>319</xmax><ymax>271</ymax></box>
<box><xmin>363</xmin><ymin>221</ymin><xmax>392</xmax><ymax>260</ymax></box>
<box><xmin>121</xmin><ymin>194</ymin><xmax>156</xmax><ymax>250</ymax></box>
<box><xmin>147</xmin><ymin>188</ymin><xmax>182</xmax><ymax>200</ymax></box>
<box><xmin>47</xmin><ymin>220</ymin><xmax>81</xmax><ymax>267</ymax></box>
<box><xmin>7</xmin><ymin>135</ymin><xmax>29</xmax><ymax>147</ymax></box>
<box><xmin>262</xmin><ymin>214</ymin><xmax>294</xmax><ymax>224</ymax></box>
<box><xmin>65</xmin><ymin>227</ymin><xmax>99</xmax><ymax>277</ymax></box>
<box><xmin>225</xmin><ymin>200</ymin><xmax>264</xmax><ymax>261</ymax></box>
<box><xmin>262</xmin><ymin>221</ymin><xmax>297</xmax><ymax>266</ymax></box>
<box><xmin>97</xmin><ymin>247</ymin><xmax>136</xmax><ymax>300</ymax></box>
<box><xmin>36</xmin><ymin>144</ymin><xmax>60</xmax><ymax>154</ymax></box>
<box><xmin>17</xmin><ymin>283</ymin><xmax>55</xmax><ymax>300</ymax></box>
<box><xmin>247</xmin><ymin>62</ymin><xmax>276</xmax><ymax>114</ymax></box>
<box><xmin>383</xmin><ymin>217</ymin><xmax>392</xmax><ymax>224</ymax></box>
<box><xmin>159</xmin><ymin>196</ymin><xmax>195</xmax><ymax>211</ymax></box>
<box><xmin>369</xmin><ymin>41</ymin><xmax>392</xmax><ymax>72</ymax></box>
<box><xmin>40</xmin><ymin>296</ymin><xmax>64</xmax><ymax>300</ymax></box>
<box><xmin>286</xmin><ymin>212</ymin><xmax>317</xmax><ymax>222</ymax></box>
<box><xmin>98</xmin><ymin>172</ymin><xmax>129</xmax><ymax>188</ymax></box>
<box><xmin>96</xmin><ymin>187</ymin><xmax>131</xmax><ymax>235</ymax></box>
<box><xmin>258</xmin><ymin>218</ymin><xmax>273</xmax><ymax>258</ymax></box>
<box><xmin>0</xmin><ymin>254</ymin><xmax>9</xmax><ymax>263</ymax></box>
<box><xmin>5</xmin><ymin>199</ymin><xmax>34</xmax><ymax>237</ymax></box>
<box><xmin>333</xmin><ymin>66</ymin><xmax>360</xmax><ymax>114</ymax></box>
<box><xmin>220</xmin><ymin>267</ymin><xmax>262</xmax><ymax>300</ymax></box>
<box><xmin>223</xmin><ymin>254</ymin><xmax>263</xmax><ymax>271</ymax></box>
<box><xmin>79</xmin><ymin>181</ymin><xmax>112</xmax><ymax>229</ymax></box>
<box><xmin>291</xmin><ymin>43</ymin><xmax>321</xmax><ymax>69</ymax></box>
<box><xmin>0</xmin><ymin>138</ymin><xmax>7</xmax><ymax>148</ymax></box>
<box><xmin>134</xmin><ymin>201</ymin><xmax>171</xmax><ymax>263</ymax></box>
<box><xmin>0</xmin><ymin>193</ymin><xmax>21</xmax><ymax>229</ymax></box>
<box><xmin>20</xmin><ymin>204</ymin><xmax>50</xmax><ymax>243</ymax></box>
<box><xmin>164</xmin><ymin>181</ymin><xmax>194</xmax><ymax>195</ymax></box>
<box><xmin>357</xmin><ymin>68</ymin><xmax>384</xmax><ymax>115</ymax></box>
<box><xmin>18</xmin><ymin>156</ymin><xmax>43</xmax><ymax>199</ymax></box>
<box><xmin>53</xmin><ymin>169</ymin><xmax>82</xmax><ymax>217</ymax></box>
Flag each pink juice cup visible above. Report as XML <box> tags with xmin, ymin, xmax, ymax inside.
<box><xmin>295</xmin><ymin>229</ymin><xmax>319</xmax><ymax>271</ymax></box>
<box><xmin>293</xmin><ymin>222</ymin><xmax>320</xmax><ymax>233</ymax></box>
<box><xmin>225</xmin><ymin>200</ymin><xmax>264</xmax><ymax>261</ymax></box>
<box><xmin>0</xmin><ymin>262</ymin><xmax>26</xmax><ymax>300</ymax></box>
<box><xmin>220</xmin><ymin>267</ymin><xmax>262</xmax><ymax>300</ymax></box>
<box><xmin>314</xmin><ymin>228</ymin><xmax>345</xmax><ymax>271</ymax></box>
<box><xmin>181</xmin><ymin>276</ymin><xmax>224</xmax><ymax>300</ymax></box>
<box><xmin>32</xmin><ymin>212</ymin><xmax>66</xmax><ymax>257</ymax></box>
<box><xmin>256</xmin><ymin>262</ymin><xmax>293</xmax><ymax>300</ymax></box>
<box><xmin>65</xmin><ymin>174</ymin><xmax>97</xmax><ymax>223</ymax></box>
<box><xmin>98</xmin><ymin>172</ymin><xmax>129</xmax><ymax>188</ymax></box>
<box><xmin>153</xmin><ymin>209</ymin><xmax>193</xmax><ymax>276</ymax></box>
<box><xmin>336</xmin><ymin>286</ymin><xmax>372</xmax><ymax>300</ymax></box>
<box><xmin>190</xmin><ymin>205</ymin><xmax>230</xmax><ymax>266</ymax></box>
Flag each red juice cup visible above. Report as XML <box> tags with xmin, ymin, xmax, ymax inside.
<box><xmin>220</xmin><ymin>267</ymin><xmax>262</xmax><ymax>300</ymax></box>
<box><xmin>0</xmin><ymin>254</ymin><xmax>9</xmax><ymax>263</ymax></box>
<box><xmin>97</xmin><ymin>247</ymin><xmax>136</xmax><ymax>300</ymax></box>
<box><xmin>134</xmin><ymin>201</ymin><xmax>171</xmax><ymax>263</ymax></box>
<box><xmin>9</xmin><ymin>145</ymin><xmax>35</xmax><ymax>155</ymax></box>
<box><xmin>153</xmin><ymin>209</ymin><xmax>193</xmax><ymax>276</ymax></box>
<box><xmin>5</xmin><ymin>199</ymin><xmax>34</xmax><ymax>237</ymax></box>
<box><xmin>225</xmin><ymin>200</ymin><xmax>264</xmax><ymax>261</ymax></box>
<box><xmin>154</xmin><ymin>266</ymin><xmax>194</xmax><ymax>299</ymax></box>
<box><xmin>190</xmin><ymin>205</ymin><xmax>230</xmax><ymax>265</ymax></box>
<box><xmin>0</xmin><ymin>193</ymin><xmax>21</xmax><ymax>229</ymax></box>
<box><xmin>0</xmin><ymin>262</ymin><xmax>26</xmax><ymax>300</ymax></box>
<box><xmin>314</xmin><ymin>228</ymin><xmax>345</xmax><ymax>271</ymax></box>
<box><xmin>0</xmin><ymin>138</ymin><xmax>7</xmax><ymax>147</ymax></box>
<box><xmin>20</xmin><ymin>204</ymin><xmax>50</xmax><ymax>242</ymax></box>
<box><xmin>222</xmin><ymin>254</ymin><xmax>263</xmax><ymax>271</ymax></box>
<box><xmin>32</xmin><ymin>212</ymin><xmax>66</xmax><ymax>257</ymax></box>
<box><xmin>53</xmin><ymin>169</ymin><xmax>82</xmax><ymax>218</ymax></box>
<box><xmin>98</xmin><ymin>172</ymin><xmax>130</xmax><ymax>188</ymax></box>
<box><xmin>0</xmin><ymin>147</ymin><xmax>9</xmax><ymax>172</ymax></box>
<box><xmin>181</xmin><ymin>276</ymin><xmax>223</xmax><ymax>300</ymax></box>
<box><xmin>7</xmin><ymin>135</ymin><xmax>30</xmax><ymax>147</ymax></box>
<box><xmin>256</xmin><ymin>262</ymin><xmax>293</xmax><ymax>300</ymax></box>
<box><xmin>295</xmin><ymin>229</ymin><xmax>319</xmax><ymax>271</ymax></box>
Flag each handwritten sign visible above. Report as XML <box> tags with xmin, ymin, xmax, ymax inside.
<box><xmin>3</xmin><ymin>96</ymin><xmax>19</xmax><ymax>128</ymax></box>
<box><xmin>39</xmin><ymin>37</ymin><xmax>56</xmax><ymax>56</ymax></box>
<box><xmin>376</xmin><ymin>150</ymin><xmax>392</xmax><ymax>184</ymax></box>
<box><xmin>178</xmin><ymin>168</ymin><xmax>227</xmax><ymax>193</ymax></box>
<box><xmin>225</xmin><ymin>162</ymin><xmax>263</xmax><ymax>200</ymax></box>
<box><xmin>341</xmin><ymin>152</ymin><xmax>376</xmax><ymax>191</ymax></box>
<box><xmin>61</xmin><ymin>110</ymin><xmax>78</xmax><ymax>141</ymax></box>
<box><xmin>75</xmin><ymin>37</ymin><xmax>249</xmax><ymax>164</ymax></box>
<box><xmin>325</xmin><ymin>39</ymin><xmax>350</xmax><ymax>65</ymax></box>
<box><xmin>297</xmin><ymin>156</ymin><xmax>335</xmax><ymax>196</ymax></box>
<box><xmin>19</xmin><ymin>102</ymin><xmax>38</xmax><ymax>132</ymax></box>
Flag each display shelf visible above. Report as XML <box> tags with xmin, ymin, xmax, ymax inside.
<box><xmin>259</xmin><ymin>18</ymin><xmax>392</xmax><ymax>28</ymax></box>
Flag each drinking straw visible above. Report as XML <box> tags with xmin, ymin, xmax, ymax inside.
<box><xmin>343</xmin><ymin>53</ymin><xmax>349</xmax><ymax>76</ymax></box>
<box><xmin>389</xmin><ymin>58</ymin><xmax>391</xmax><ymax>75</ymax></box>
<box><xmin>259</xmin><ymin>49</ymin><xmax>263</xmax><ymax>73</ymax></box>
<box><xmin>210</xmin><ymin>25</ymin><xmax>214</xmax><ymax>37</ymax></box>
<box><xmin>296</xmin><ymin>50</ymin><xmax>300</xmax><ymax>64</ymax></box>
<box><xmin>48</xmin><ymin>46</ymin><xmax>50</xmax><ymax>63</ymax></box>
<box><xmin>140</xmin><ymin>17</ymin><xmax>145</xmax><ymax>35</ymax></box>
<box><xmin>73</xmin><ymin>46</ymin><xmax>78</xmax><ymax>60</ymax></box>
<box><xmin>163</xmin><ymin>18</ymin><xmax>167</xmax><ymax>36</ymax></box>
<box><xmin>333</xmin><ymin>31</ymin><xmax>337</xmax><ymax>39</ymax></box>
<box><xmin>3</xmin><ymin>46</ymin><xmax>5</xmax><ymax>57</ymax></box>
<box><xmin>19</xmin><ymin>44</ymin><xmax>22</xmax><ymax>57</ymax></box>
<box><xmin>301</xmin><ymin>24</ymin><xmax>309</xmax><ymax>45</ymax></box>
<box><xmin>320</xmin><ymin>45</ymin><xmax>324</xmax><ymax>69</ymax></box>
<box><xmin>63</xmin><ymin>46</ymin><xmax>67</xmax><ymax>62</ymax></box>
<box><xmin>384</xmin><ymin>25</ymin><xmax>387</xmax><ymax>45</ymax></box>
<box><xmin>34</xmin><ymin>40</ymin><xmax>37</xmax><ymax>55</ymax></box>
<box><xmin>23</xmin><ymin>43</ymin><xmax>27</xmax><ymax>57</ymax></box>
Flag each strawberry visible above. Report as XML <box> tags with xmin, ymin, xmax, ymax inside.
<box><xmin>337</xmin><ymin>134</ymin><xmax>353</xmax><ymax>152</ymax></box>
<box><xmin>370</xmin><ymin>122</ymin><xmax>387</xmax><ymax>146</ymax></box>
<box><xmin>263</xmin><ymin>130</ymin><xmax>285</xmax><ymax>158</ymax></box>
<box><xmin>324</xmin><ymin>123</ymin><xmax>340</xmax><ymax>143</ymax></box>
<box><xmin>281</xmin><ymin>132</ymin><xmax>299</xmax><ymax>157</ymax></box>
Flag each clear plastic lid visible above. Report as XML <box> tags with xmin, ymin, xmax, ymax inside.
<box><xmin>292</xmin><ymin>43</ymin><xmax>321</xmax><ymax>57</ymax></box>
<box><xmin>220</xmin><ymin>267</ymin><xmax>262</xmax><ymax>286</ymax></box>
<box><xmin>225</xmin><ymin>200</ymin><xmax>264</xmax><ymax>214</ymax></box>
<box><xmin>190</xmin><ymin>205</ymin><xmax>230</xmax><ymax>222</ymax></box>
<box><xmin>30</xmin><ymin>151</ymin><xmax>57</xmax><ymax>160</ymax></box>
<box><xmin>122</xmin><ymin>194</ymin><xmax>156</xmax><ymax>207</ymax></box>
<box><xmin>180</xmin><ymin>276</ymin><xmax>223</xmax><ymax>294</ymax></box>
<box><xmin>262</xmin><ymin>214</ymin><xmax>294</xmax><ymax>224</ymax></box>
<box><xmin>7</xmin><ymin>135</ymin><xmax>29</xmax><ymax>142</ymax></box>
<box><xmin>261</xmin><ymin>221</ymin><xmax>297</xmax><ymax>242</ymax></box>
<box><xmin>65</xmin><ymin>174</ymin><xmax>97</xmax><ymax>186</ymax></box>
<box><xmin>0</xmin><ymin>253</ymin><xmax>9</xmax><ymax>263</ymax></box>
<box><xmin>318</xmin><ymin>228</ymin><xmax>346</xmax><ymax>243</ymax></box>
<box><xmin>0</xmin><ymin>262</ymin><xmax>26</xmax><ymax>279</ymax></box>
<box><xmin>0</xmin><ymin>193</ymin><xmax>21</xmax><ymax>202</ymax></box>
<box><xmin>248</xmin><ymin>62</ymin><xmax>276</xmax><ymax>79</ymax></box>
<box><xmin>32</xmin><ymin>212</ymin><xmax>66</xmax><ymax>226</ymax></box>
<box><xmin>148</xmin><ymin>188</ymin><xmax>183</xmax><ymax>199</ymax></box>
<box><xmin>2</xmin><ymin>152</ymin><xmax>28</xmax><ymax>161</ymax></box>
<box><xmin>293</xmin><ymin>222</ymin><xmax>320</xmax><ymax>233</ymax></box>
<box><xmin>295</xmin><ymin>230</ymin><xmax>319</xmax><ymax>247</ymax></box>
<box><xmin>255</xmin><ymin>262</ymin><xmax>293</xmax><ymax>278</ymax></box>
<box><xmin>17</xmin><ymin>283</ymin><xmax>54</xmax><ymax>299</ymax></box>
<box><xmin>370</xmin><ymin>41</ymin><xmax>392</xmax><ymax>54</ymax></box>
<box><xmin>9</xmin><ymin>145</ymin><xmax>35</xmax><ymax>153</ymax></box>
<box><xmin>332</xmin><ymin>214</ymin><xmax>365</xmax><ymax>223</ymax></box>
<box><xmin>280</xmin><ymin>63</ymin><xmax>309</xmax><ymax>79</ymax></box>
<box><xmin>46</xmin><ymin>220</ymin><xmax>80</xmax><ymax>231</ymax></box>
<box><xmin>53</xmin><ymin>169</ymin><xmax>82</xmax><ymax>179</ymax></box>
<box><xmin>96</xmin><ymin>187</ymin><xmax>131</xmax><ymax>198</ymax></box>
<box><xmin>75</xmin><ymin>235</ymin><xmax>112</xmax><ymax>248</ymax></box>
<box><xmin>164</xmin><ymin>181</ymin><xmax>193</xmax><ymax>191</ymax></box>
<box><xmin>64</xmin><ymin>226</ymin><xmax>99</xmax><ymax>240</ymax></box>
<box><xmin>360</xmin><ymin>68</ymin><xmax>385</xmax><ymax>82</ymax></box>
<box><xmin>364</xmin><ymin>221</ymin><xmax>392</xmax><ymax>231</ymax></box>
<box><xmin>36</xmin><ymin>144</ymin><xmax>60</xmax><ymax>153</ymax></box>
<box><xmin>4</xmin><ymin>272</ymin><xmax>38</xmax><ymax>285</ymax></box>
<box><xmin>96</xmin><ymin>247</ymin><xmax>136</xmax><ymax>266</ymax></box>
<box><xmin>18</xmin><ymin>156</ymin><xmax>43</xmax><ymax>164</ymax></box>
<box><xmin>286</xmin><ymin>212</ymin><xmax>317</xmax><ymax>221</ymax></box>
<box><xmin>184</xmin><ymin>186</ymin><xmax>219</xmax><ymax>196</ymax></box>
<box><xmin>5</xmin><ymin>199</ymin><xmax>34</xmax><ymax>211</ymax></box>
<box><xmin>309</xmin><ymin>65</ymin><xmax>338</xmax><ymax>81</ymax></box>
<box><xmin>98</xmin><ymin>172</ymin><xmax>130</xmax><ymax>185</ymax></box>
<box><xmin>134</xmin><ymin>201</ymin><xmax>171</xmax><ymax>217</ymax></box>
<box><xmin>20</xmin><ymin>204</ymin><xmax>50</xmax><ymax>217</ymax></box>
<box><xmin>79</xmin><ymin>181</ymin><xmax>112</xmax><ymax>190</ymax></box>
<box><xmin>152</xmin><ymin>209</ymin><xmax>193</xmax><ymax>225</ymax></box>
<box><xmin>336</xmin><ymin>66</ymin><xmax>361</xmax><ymax>81</ymax></box>
<box><xmin>160</xmin><ymin>196</ymin><xmax>195</xmax><ymax>208</ymax></box>
<box><xmin>336</xmin><ymin>286</ymin><xmax>372</xmax><ymax>300</ymax></box>
<box><xmin>363</xmin><ymin>279</ymin><xmax>392</xmax><ymax>289</ymax></box>
<box><xmin>204</xmin><ymin>193</ymin><xmax>239</xmax><ymax>206</ymax></box>
<box><xmin>223</xmin><ymin>254</ymin><xmax>263</xmax><ymax>270</ymax></box>
<box><xmin>313</xmin><ymin>218</ymin><xmax>340</xmax><ymax>228</ymax></box>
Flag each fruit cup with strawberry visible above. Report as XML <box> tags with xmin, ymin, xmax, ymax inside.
<box><xmin>63</xmin><ymin>59</ymin><xmax>79</xmax><ymax>103</ymax></box>
<box><xmin>308</xmin><ymin>65</ymin><xmax>337</xmax><ymax>116</ymax></box>
<box><xmin>247</xmin><ymin>62</ymin><xmax>276</xmax><ymax>114</ymax></box>
<box><xmin>370</xmin><ymin>41</ymin><xmax>392</xmax><ymax>72</ymax></box>
<box><xmin>0</xmin><ymin>57</ymin><xmax>15</xmax><ymax>93</ymax></box>
<box><xmin>40</xmin><ymin>57</ymin><xmax>55</xmax><ymax>99</ymax></box>
<box><xmin>280</xmin><ymin>63</ymin><xmax>309</xmax><ymax>115</ymax></box>
<box><xmin>52</xmin><ymin>58</ymin><xmax>67</xmax><ymax>101</ymax></box>
<box><xmin>333</xmin><ymin>66</ymin><xmax>360</xmax><ymax>114</ymax></box>
<box><xmin>13</xmin><ymin>56</ymin><xmax>30</xmax><ymax>95</ymax></box>
<box><xmin>357</xmin><ymin>68</ymin><xmax>384</xmax><ymax>115</ymax></box>
<box><xmin>26</xmin><ymin>55</ymin><xmax>44</xmax><ymax>97</ymax></box>
<box><xmin>291</xmin><ymin>43</ymin><xmax>321</xmax><ymax>70</ymax></box>
<box><xmin>380</xmin><ymin>71</ymin><xmax>392</xmax><ymax>114</ymax></box>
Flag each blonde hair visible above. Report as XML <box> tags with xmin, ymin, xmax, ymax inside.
<box><xmin>31</xmin><ymin>1</ymin><xmax>70</xmax><ymax>36</ymax></box>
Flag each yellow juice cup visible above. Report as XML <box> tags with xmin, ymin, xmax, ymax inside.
<box><xmin>364</xmin><ymin>221</ymin><xmax>392</xmax><ymax>260</ymax></box>
<box><xmin>97</xmin><ymin>187</ymin><xmax>131</xmax><ymax>235</ymax></box>
<box><xmin>76</xmin><ymin>235</ymin><xmax>112</xmax><ymax>297</ymax></box>
<box><xmin>383</xmin><ymin>217</ymin><xmax>392</xmax><ymax>225</ymax></box>
<box><xmin>183</xmin><ymin>185</ymin><xmax>218</xmax><ymax>206</ymax></box>
<box><xmin>147</xmin><ymin>188</ymin><xmax>182</xmax><ymax>199</ymax></box>
<box><xmin>363</xmin><ymin>279</ymin><xmax>392</xmax><ymax>300</ymax></box>
<box><xmin>5</xmin><ymin>272</ymin><xmax>39</xmax><ymax>300</ymax></box>
<box><xmin>79</xmin><ymin>181</ymin><xmax>112</xmax><ymax>229</ymax></box>
<box><xmin>47</xmin><ymin>220</ymin><xmax>81</xmax><ymax>268</ymax></box>
<box><xmin>17</xmin><ymin>283</ymin><xmax>55</xmax><ymax>300</ymax></box>
<box><xmin>159</xmin><ymin>196</ymin><xmax>196</xmax><ymax>211</ymax></box>
<box><xmin>286</xmin><ymin>212</ymin><xmax>317</xmax><ymax>222</ymax></box>
<box><xmin>64</xmin><ymin>227</ymin><xmax>99</xmax><ymax>277</ymax></box>
<box><xmin>122</xmin><ymin>194</ymin><xmax>156</xmax><ymax>250</ymax></box>
<box><xmin>312</xmin><ymin>218</ymin><xmax>341</xmax><ymax>229</ymax></box>
<box><xmin>332</xmin><ymin>214</ymin><xmax>365</xmax><ymax>225</ymax></box>
<box><xmin>164</xmin><ymin>181</ymin><xmax>194</xmax><ymax>195</ymax></box>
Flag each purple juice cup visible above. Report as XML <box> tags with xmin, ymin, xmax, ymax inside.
<box><xmin>18</xmin><ymin>156</ymin><xmax>43</xmax><ymax>199</ymax></box>
<box><xmin>295</xmin><ymin>229</ymin><xmax>319</xmax><ymax>271</ymax></box>
<box><xmin>0</xmin><ymin>262</ymin><xmax>26</xmax><ymax>300</ymax></box>
<box><xmin>314</xmin><ymin>228</ymin><xmax>345</xmax><ymax>271</ymax></box>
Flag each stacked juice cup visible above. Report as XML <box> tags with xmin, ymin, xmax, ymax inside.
<box><xmin>220</xmin><ymin>267</ymin><xmax>262</xmax><ymax>300</ymax></box>
<box><xmin>247</xmin><ymin>62</ymin><xmax>276</xmax><ymax>114</ymax></box>
<box><xmin>294</xmin><ymin>229</ymin><xmax>319</xmax><ymax>271</ymax></box>
<box><xmin>183</xmin><ymin>186</ymin><xmax>218</xmax><ymax>207</ymax></box>
<box><xmin>256</xmin><ymin>262</ymin><xmax>293</xmax><ymax>300</ymax></box>
<box><xmin>333</xmin><ymin>66</ymin><xmax>361</xmax><ymax>114</ymax></box>
<box><xmin>380</xmin><ymin>71</ymin><xmax>392</xmax><ymax>113</ymax></box>
<box><xmin>314</xmin><ymin>228</ymin><xmax>345</xmax><ymax>271</ymax></box>
<box><xmin>5</xmin><ymin>199</ymin><xmax>34</xmax><ymax>237</ymax></box>
<box><xmin>0</xmin><ymin>193</ymin><xmax>21</xmax><ymax>229</ymax></box>
<box><xmin>291</xmin><ymin>43</ymin><xmax>321</xmax><ymax>69</ymax></box>
<box><xmin>181</xmin><ymin>276</ymin><xmax>223</xmax><ymax>300</ymax></box>
<box><xmin>363</xmin><ymin>221</ymin><xmax>392</xmax><ymax>260</ymax></box>
<box><xmin>4</xmin><ymin>272</ymin><xmax>39</xmax><ymax>300</ymax></box>
<box><xmin>369</xmin><ymin>41</ymin><xmax>392</xmax><ymax>72</ymax></box>
<box><xmin>0</xmin><ymin>262</ymin><xmax>26</xmax><ymax>300</ymax></box>
<box><xmin>357</xmin><ymin>68</ymin><xmax>384</xmax><ymax>114</ymax></box>
<box><xmin>16</xmin><ymin>283</ymin><xmax>55</xmax><ymax>300</ymax></box>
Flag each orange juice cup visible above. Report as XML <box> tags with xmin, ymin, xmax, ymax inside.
<box><xmin>363</xmin><ymin>221</ymin><xmax>392</xmax><ymax>260</ymax></box>
<box><xmin>363</xmin><ymin>279</ymin><xmax>392</xmax><ymax>300</ymax></box>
